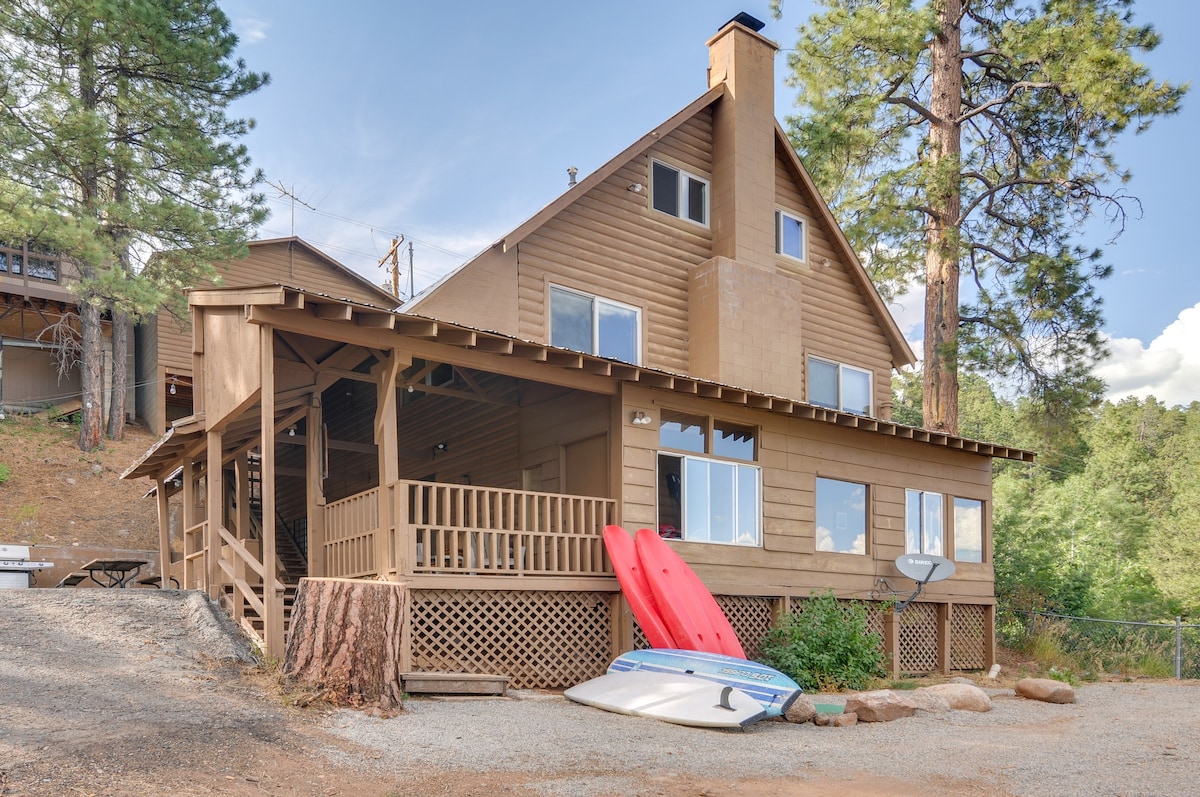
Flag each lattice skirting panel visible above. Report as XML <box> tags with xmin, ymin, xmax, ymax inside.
<box><xmin>897</xmin><ymin>602</ymin><xmax>939</xmax><ymax>673</ymax></box>
<box><xmin>715</xmin><ymin>595</ymin><xmax>776</xmax><ymax>659</ymax></box>
<box><xmin>409</xmin><ymin>589</ymin><xmax>613</xmax><ymax>689</ymax></box>
<box><xmin>951</xmin><ymin>603</ymin><xmax>987</xmax><ymax>669</ymax></box>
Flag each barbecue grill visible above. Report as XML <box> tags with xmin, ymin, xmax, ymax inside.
<box><xmin>0</xmin><ymin>544</ymin><xmax>54</xmax><ymax>589</ymax></box>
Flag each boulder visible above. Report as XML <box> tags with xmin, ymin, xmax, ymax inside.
<box><xmin>916</xmin><ymin>683</ymin><xmax>993</xmax><ymax>712</ymax></box>
<box><xmin>1015</xmin><ymin>678</ymin><xmax>1076</xmax><ymax>704</ymax></box>
<box><xmin>783</xmin><ymin>695</ymin><xmax>817</xmax><ymax>724</ymax></box>
<box><xmin>903</xmin><ymin>689</ymin><xmax>953</xmax><ymax>714</ymax></box>
<box><xmin>843</xmin><ymin>690</ymin><xmax>916</xmax><ymax>722</ymax></box>
<box><xmin>814</xmin><ymin>711</ymin><xmax>858</xmax><ymax>727</ymax></box>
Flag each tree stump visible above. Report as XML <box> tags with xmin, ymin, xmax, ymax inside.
<box><xmin>284</xmin><ymin>577</ymin><xmax>408</xmax><ymax>713</ymax></box>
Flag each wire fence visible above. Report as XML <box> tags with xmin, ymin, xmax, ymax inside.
<box><xmin>998</xmin><ymin>609</ymin><xmax>1200</xmax><ymax>680</ymax></box>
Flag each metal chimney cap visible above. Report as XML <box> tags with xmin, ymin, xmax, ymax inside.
<box><xmin>722</xmin><ymin>12</ymin><xmax>765</xmax><ymax>33</ymax></box>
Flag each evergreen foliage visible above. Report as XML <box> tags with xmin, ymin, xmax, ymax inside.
<box><xmin>760</xmin><ymin>590</ymin><xmax>888</xmax><ymax>691</ymax></box>
<box><xmin>774</xmin><ymin>0</ymin><xmax>1186</xmax><ymax>432</ymax></box>
<box><xmin>0</xmin><ymin>0</ymin><xmax>268</xmax><ymax>449</ymax></box>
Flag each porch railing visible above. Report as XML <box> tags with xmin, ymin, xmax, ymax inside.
<box><xmin>323</xmin><ymin>480</ymin><xmax>616</xmax><ymax>580</ymax></box>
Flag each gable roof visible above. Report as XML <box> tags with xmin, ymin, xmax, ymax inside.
<box><xmin>246</xmin><ymin>237</ymin><xmax>400</xmax><ymax>309</ymax></box>
<box><xmin>408</xmin><ymin>87</ymin><xmax>914</xmax><ymax>367</ymax></box>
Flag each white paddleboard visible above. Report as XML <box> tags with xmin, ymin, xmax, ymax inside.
<box><xmin>564</xmin><ymin>670</ymin><xmax>766</xmax><ymax>729</ymax></box>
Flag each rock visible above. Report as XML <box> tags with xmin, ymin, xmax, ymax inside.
<box><xmin>65</xmin><ymin>477</ymin><xmax>76</xmax><ymax>486</ymax></box>
<box><xmin>843</xmin><ymin>690</ymin><xmax>916</xmax><ymax>722</ymax></box>
<box><xmin>917</xmin><ymin>683</ymin><xmax>993</xmax><ymax>712</ymax></box>
<box><xmin>1015</xmin><ymin>678</ymin><xmax>1076</xmax><ymax>704</ymax></box>
<box><xmin>814</xmin><ymin>711</ymin><xmax>857</xmax><ymax>727</ymax></box>
<box><xmin>91</xmin><ymin>464</ymin><xmax>104</xmax><ymax>476</ymax></box>
<box><xmin>949</xmin><ymin>676</ymin><xmax>976</xmax><ymax>685</ymax></box>
<box><xmin>783</xmin><ymin>695</ymin><xmax>817</xmax><ymax>724</ymax></box>
<box><xmin>903</xmin><ymin>690</ymin><xmax>952</xmax><ymax>714</ymax></box>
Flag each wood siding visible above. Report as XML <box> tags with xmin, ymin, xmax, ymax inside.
<box><xmin>516</xmin><ymin>110</ymin><xmax>715</xmax><ymax>376</ymax></box>
<box><xmin>774</xmin><ymin>142</ymin><xmax>897</xmax><ymax>415</ymax></box>
<box><xmin>619</xmin><ymin>384</ymin><xmax>994</xmax><ymax>604</ymax></box>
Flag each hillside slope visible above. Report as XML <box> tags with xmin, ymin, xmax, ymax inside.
<box><xmin>0</xmin><ymin>413</ymin><xmax>160</xmax><ymax>549</ymax></box>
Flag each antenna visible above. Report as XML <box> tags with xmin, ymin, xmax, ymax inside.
<box><xmin>266</xmin><ymin>180</ymin><xmax>319</xmax><ymax>236</ymax></box>
<box><xmin>892</xmin><ymin>553</ymin><xmax>956</xmax><ymax>612</ymax></box>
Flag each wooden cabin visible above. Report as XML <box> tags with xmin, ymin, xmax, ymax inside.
<box><xmin>0</xmin><ymin>241</ymin><xmax>128</xmax><ymax>415</ymax></box>
<box><xmin>134</xmin><ymin>237</ymin><xmax>398</xmax><ymax>434</ymax></box>
<box><xmin>123</xmin><ymin>15</ymin><xmax>1033</xmax><ymax>688</ymax></box>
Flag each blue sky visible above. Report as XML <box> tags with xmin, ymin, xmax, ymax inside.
<box><xmin>223</xmin><ymin>0</ymin><xmax>1199</xmax><ymax>407</ymax></box>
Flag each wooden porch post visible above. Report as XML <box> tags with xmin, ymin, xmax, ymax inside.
<box><xmin>373</xmin><ymin>351</ymin><xmax>403</xmax><ymax>579</ymax></box>
<box><xmin>155</xmin><ymin>477</ymin><xmax>171</xmax><ymax>588</ymax></box>
<box><xmin>235</xmin><ymin>452</ymin><xmax>251</xmax><ymax>540</ymax></box>
<box><xmin>306</xmin><ymin>396</ymin><xmax>326</xmax><ymax>577</ymax></box>
<box><xmin>206</xmin><ymin>429</ymin><xmax>223</xmax><ymax>601</ymax></box>
<box><xmin>984</xmin><ymin>604</ymin><xmax>997</xmax><ymax>671</ymax></box>
<box><xmin>182</xmin><ymin>460</ymin><xmax>197</xmax><ymax>588</ymax></box>
<box><xmin>937</xmin><ymin>603</ymin><xmax>952</xmax><ymax>674</ymax></box>
<box><xmin>883</xmin><ymin>609</ymin><xmax>900</xmax><ymax>679</ymax></box>
<box><xmin>261</xmin><ymin>325</ymin><xmax>285</xmax><ymax>657</ymax></box>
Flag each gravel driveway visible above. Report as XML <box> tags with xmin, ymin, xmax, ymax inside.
<box><xmin>1</xmin><ymin>589</ymin><xmax>1195</xmax><ymax>796</ymax></box>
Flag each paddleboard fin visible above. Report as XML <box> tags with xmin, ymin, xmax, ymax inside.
<box><xmin>716</xmin><ymin>686</ymin><xmax>735</xmax><ymax>712</ymax></box>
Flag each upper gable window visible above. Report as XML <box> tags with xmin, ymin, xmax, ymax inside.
<box><xmin>651</xmin><ymin>160</ymin><xmax>708</xmax><ymax>226</ymax></box>
<box><xmin>550</xmin><ymin>284</ymin><xmax>641</xmax><ymax>364</ymax></box>
<box><xmin>775</xmin><ymin>210</ymin><xmax>806</xmax><ymax>262</ymax></box>
<box><xmin>808</xmin><ymin>356</ymin><xmax>872</xmax><ymax>415</ymax></box>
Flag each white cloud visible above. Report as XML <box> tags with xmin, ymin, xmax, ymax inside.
<box><xmin>234</xmin><ymin>16</ymin><xmax>270</xmax><ymax>45</ymax></box>
<box><xmin>1095</xmin><ymin>301</ymin><xmax>1200</xmax><ymax>407</ymax></box>
<box><xmin>887</xmin><ymin>281</ymin><xmax>926</xmax><ymax>364</ymax></box>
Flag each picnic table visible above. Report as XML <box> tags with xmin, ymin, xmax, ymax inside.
<box><xmin>80</xmin><ymin>558</ymin><xmax>149</xmax><ymax>588</ymax></box>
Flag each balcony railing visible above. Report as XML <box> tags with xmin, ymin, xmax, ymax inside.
<box><xmin>323</xmin><ymin>480</ymin><xmax>616</xmax><ymax>580</ymax></box>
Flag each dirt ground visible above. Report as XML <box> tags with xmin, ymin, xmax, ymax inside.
<box><xmin>0</xmin><ymin>414</ymin><xmax>161</xmax><ymax>551</ymax></box>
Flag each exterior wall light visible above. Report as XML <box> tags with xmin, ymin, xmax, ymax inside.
<box><xmin>632</xmin><ymin>411</ymin><xmax>653</xmax><ymax>426</ymax></box>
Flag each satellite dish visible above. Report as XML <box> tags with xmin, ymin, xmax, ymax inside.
<box><xmin>892</xmin><ymin>554</ymin><xmax>956</xmax><ymax>613</ymax></box>
<box><xmin>895</xmin><ymin>553</ymin><xmax>956</xmax><ymax>584</ymax></box>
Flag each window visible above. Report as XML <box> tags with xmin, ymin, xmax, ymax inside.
<box><xmin>657</xmin><ymin>410</ymin><xmax>760</xmax><ymax>546</ymax></box>
<box><xmin>816</xmin><ymin>478</ymin><xmax>867</xmax><ymax>554</ymax></box>
<box><xmin>0</xmin><ymin>241</ymin><xmax>59</xmax><ymax>282</ymax></box>
<box><xmin>775</xmin><ymin>210</ymin><xmax>805</xmax><ymax>262</ymax></box>
<box><xmin>550</xmin><ymin>285</ymin><xmax>640</xmax><ymax>364</ymax></box>
<box><xmin>954</xmin><ymin>497</ymin><xmax>984</xmax><ymax>563</ymax></box>
<box><xmin>905</xmin><ymin>489</ymin><xmax>944</xmax><ymax>556</ymax></box>
<box><xmin>808</xmin><ymin>356</ymin><xmax>872</xmax><ymax>415</ymax></box>
<box><xmin>651</xmin><ymin>160</ymin><xmax>708</xmax><ymax>226</ymax></box>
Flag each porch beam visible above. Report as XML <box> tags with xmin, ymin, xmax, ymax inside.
<box><xmin>260</xmin><ymin>325</ymin><xmax>285</xmax><ymax>657</ymax></box>
<box><xmin>206</xmin><ymin>429</ymin><xmax>223</xmax><ymax>601</ymax></box>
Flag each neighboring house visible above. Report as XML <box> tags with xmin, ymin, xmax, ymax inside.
<box><xmin>0</xmin><ymin>241</ymin><xmax>129</xmax><ymax>415</ymax></box>
<box><xmin>123</xmin><ymin>15</ymin><xmax>1032</xmax><ymax>688</ymax></box>
<box><xmin>134</xmin><ymin>237</ymin><xmax>398</xmax><ymax>434</ymax></box>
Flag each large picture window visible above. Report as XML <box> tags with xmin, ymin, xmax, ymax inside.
<box><xmin>905</xmin><ymin>489</ymin><xmax>944</xmax><ymax>556</ymax></box>
<box><xmin>808</xmin><ymin>356</ymin><xmax>872</xmax><ymax>415</ymax></box>
<box><xmin>954</xmin><ymin>497</ymin><xmax>984</xmax><ymax>563</ymax></box>
<box><xmin>651</xmin><ymin>160</ymin><xmax>708</xmax><ymax>226</ymax></box>
<box><xmin>656</xmin><ymin>410</ymin><xmax>759</xmax><ymax>547</ymax></box>
<box><xmin>816</xmin><ymin>478</ymin><xmax>867</xmax><ymax>554</ymax></box>
<box><xmin>549</xmin><ymin>285</ymin><xmax>640</xmax><ymax>364</ymax></box>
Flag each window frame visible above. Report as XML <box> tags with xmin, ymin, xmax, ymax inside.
<box><xmin>656</xmin><ymin>410</ymin><xmax>761</xmax><ymax>547</ymax></box>
<box><xmin>650</xmin><ymin>159</ymin><xmax>709</xmax><ymax>227</ymax></box>
<box><xmin>548</xmin><ymin>283</ymin><xmax>642</xmax><ymax>365</ymax></box>
<box><xmin>815</xmin><ymin>477</ymin><xmax>869</xmax><ymax>555</ymax></box>
<box><xmin>774</xmin><ymin>209</ymin><xmax>807</xmax><ymax>263</ymax></box>
<box><xmin>807</xmin><ymin>355</ymin><xmax>873</xmax><ymax>416</ymax></box>
<box><xmin>953</xmin><ymin>497</ymin><xmax>985</xmax><ymax>563</ymax></box>
<box><xmin>905</xmin><ymin>488</ymin><xmax>945</xmax><ymax>556</ymax></box>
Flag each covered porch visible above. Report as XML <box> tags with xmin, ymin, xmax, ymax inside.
<box><xmin>123</xmin><ymin>284</ymin><xmax>632</xmax><ymax>670</ymax></box>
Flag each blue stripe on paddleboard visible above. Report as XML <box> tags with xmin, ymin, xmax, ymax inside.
<box><xmin>609</xmin><ymin>649</ymin><xmax>802</xmax><ymax>715</ymax></box>
<box><xmin>608</xmin><ymin>661</ymin><xmax>784</xmax><ymax>705</ymax></box>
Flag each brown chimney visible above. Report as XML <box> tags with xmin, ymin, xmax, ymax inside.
<box><xmin>706</xmin><ymin>14</ymin><xmax>778</xmax><ymax>269</ymax></box>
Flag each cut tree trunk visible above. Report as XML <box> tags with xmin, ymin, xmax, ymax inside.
<box><xmin>284</xmin><ymin>577</ymin><xmax>408</xmax><ymax>713</ymax></box>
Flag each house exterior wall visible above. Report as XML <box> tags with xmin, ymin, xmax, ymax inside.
<box><xmin>618</xmin><ymin>383</ymin><xmax>994</xmax><ymax>605</ymax></box>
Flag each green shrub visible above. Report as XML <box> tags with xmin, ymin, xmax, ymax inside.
<box><xmin>760</xmin><ymin>590</ymin><xmax>888</xmax><ymax>692</ymax></box>
<box><xmin>0</xmin><ymin>463</ymin><xmax>10</xmax><ymax>485</ymax></box>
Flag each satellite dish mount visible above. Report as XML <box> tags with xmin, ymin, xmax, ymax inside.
<box><xmin>892</xmin><ymin>554</ymin><xmax>956</xmax><ymax>612</ymax></box>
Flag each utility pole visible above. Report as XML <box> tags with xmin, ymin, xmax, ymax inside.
<box><xmin>375</xmin><ymin>236</ymin><xmax>405</xmax><ymax>298</ymax></box>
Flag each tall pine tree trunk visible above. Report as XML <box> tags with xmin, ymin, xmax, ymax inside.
<box><xmin>78</xmin><ymin>298</ymin><xmax>104</xmax><ymax>451</ymax></box>
<box><xmin>106</xmin><ymin>310</ymin><xmax>127</xmax><ymax>440</ymax></box>
<box><xmin>922</xmin><ymin>0</ymin><xmax>964</xmax><ymax>434</ymax></box>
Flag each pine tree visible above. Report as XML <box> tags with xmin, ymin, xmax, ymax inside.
<box><xmin>774</xmin><ymin>0</ymin><xmax>1185</xmax><ymax>433</ymax></box>
<box><xmin>0</xmin><ymin>0</ymin><xmax>267</xmax><ymax>449</ymax></box>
